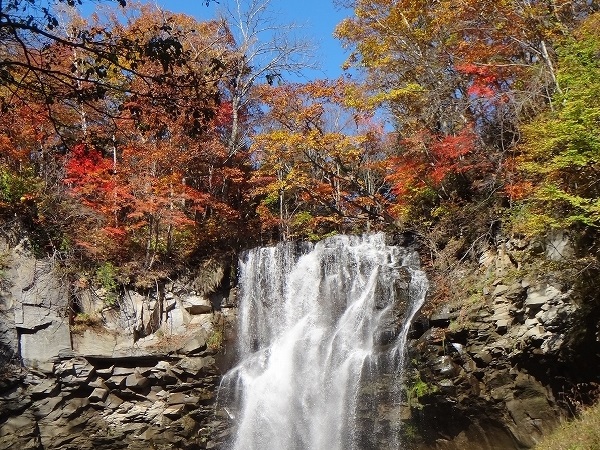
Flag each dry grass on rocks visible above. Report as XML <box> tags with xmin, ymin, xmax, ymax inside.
<box><xmin>534</xmin><ymin>403</ymin><xmax>600</xmax><ymax>450</ymax></box>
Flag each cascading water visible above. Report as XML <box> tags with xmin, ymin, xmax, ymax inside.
<box><xmin>219</xmin><ymin>233</ymin><xmax>428</xmax><ymax>450</ymax></box>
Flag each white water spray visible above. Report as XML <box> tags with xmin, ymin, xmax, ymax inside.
<box><xmin>220</xmin><ymin>234</ymin><xmax>428</xmax><ymax>450</ymax></box>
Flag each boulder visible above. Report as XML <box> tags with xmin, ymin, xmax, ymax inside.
<box><xmin>105</xmin><ymin>375</ymin><xmax>127</xmax><ymax>389</ymax></box>
<box><xmin>182</xmin><ymin>296</ymin><xmax>213</xmax><ymax>315</ymax></box>
<box><xmin>88</xmin><ymin>387</ymin><xmax>109</xmax><ymax>403</ymax></box>
<box><xmin>179</xmin><ymin>331</ymin><xmax>209</xmax><ymax>355</ymax></box>
<box><xmin>525</xmin><ymin>284</ymin><xmax>561</xmax><ymax>309</ymax></box>
<box><xmin>54</xmin><ymin>357</ymin><xmax>95</xmax><ymax>385</ymax></box>
<box><xmin>177</xmin><ymin>356</ymin><xmax>213</xmax><ymax>376</ymax></box>
<box><xmin>492</xmin><ymin>285</ymin><xmax>509</xmax><ymax>297</ymax></box>
<box><xmin>125</xmin><ymin>372</ymin><xmax>150</xmax><ymax>390</ymax></box>
<box><xmin>112</xmin><ymin>367</ymin><xmax>135</xmax><ymax>376</ymax></box>
<box><xmin>104</xmin><ymin>393</ymin><xmax>124</xmax><ymax>409</ymax></box>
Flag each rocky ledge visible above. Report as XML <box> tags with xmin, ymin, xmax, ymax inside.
<box><xmin>0</xmin><ymin>350</ymin><xmax>229</xmax><ymax>450</ymax></box>
<box><xmin>406</xmin><ymin>232</ymin><xmax>600</xmax><ymax>449</ymax></box>
<box><xmin>0</xmin><ymin>237</ymin><xmax>236</xmax><ymax>449</ymax></box>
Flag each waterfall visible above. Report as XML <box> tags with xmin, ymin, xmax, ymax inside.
<box><xmin>220</xmin><ymin>234</ymin><xmax>428</xmax><ymax>450</ymax></box>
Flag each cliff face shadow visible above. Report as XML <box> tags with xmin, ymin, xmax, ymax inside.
<box><xmin>0</xmin><ymin>314</ymin><xmax>19</xmax><ymax>374</ymax></box>
<box><xmin>0</xmin><ymin>338</ymin><xmax>21</xmax><ymax>387</ymax></box>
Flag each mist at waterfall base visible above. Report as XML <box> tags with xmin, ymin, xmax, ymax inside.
<box><xmin>219</xmin><ymin>234</ymin><xmax>428</xmax><ymax>450</ymax></box>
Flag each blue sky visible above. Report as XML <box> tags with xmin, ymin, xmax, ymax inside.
<box><xmin>149</xmin><ymin>0</ymin><xmax>352</xmax><ymax>81</ymax></box>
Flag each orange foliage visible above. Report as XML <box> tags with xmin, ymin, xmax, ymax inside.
<box><xmin>505</xmin><ymin>181</ymin><xmax>534</xmax><ymax>201</ymax></box>
<box><xmin>250</xmin><ymin>79</ymin><xmax>394</xmax><ymax>238</ymax></box>
<box><xmin>387</xmin><ymin>126</ymin><xmax>478</xmax><ymax>199</ymax></box>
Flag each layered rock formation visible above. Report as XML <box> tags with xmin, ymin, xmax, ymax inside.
<box><xmin>1</xmin><ymin>231</ymin><xmax>598</xmax><ymax>450</ymax></box>
<box><xmin>406</xmin><ymin>232</ymin><xmax>600</xmax><ymax>449</ymax></box>
<box><xmin>0</xmin><ymin>352</ymin><xmax>227</xmax><ymax>449</ymax></box>
<box><xmin>0</xmin><ymin>237</ymin><xmax>235</xmax><ymax>449</ymax></box>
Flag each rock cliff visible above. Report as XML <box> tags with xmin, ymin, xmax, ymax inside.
<box><xmin>0</xmin><ymin>237</ymin><xmax>236</xmax><ymax>449</ymax></box>
<box><xmin>1</xmin><ymin>231</ymin><xmax>598</xmax><ymax>450</ymax></box>
<box><xmin>404</xmin><ymin>232</ymin><xmax>600</xmax><ymax>449</ymax></box>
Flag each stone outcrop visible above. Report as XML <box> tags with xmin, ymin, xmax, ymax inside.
<box><xmin>0</xmin><ymin>240</ymin><xmax>71</xmax><ymax>372</ymax></box>
<box><xmin>405</xmin><ymin>234</ymin><xmax>600</xmax><ymax>449</ymax></box>
<box><xmin>1</xmin><ymin>230</ymin><xmax>597</xmax><ymax>450</ymax></box>
<box><xmin>0</xmin><ymin>352</ymin><xmax>229</xmax><ymax>450</ymax></box>
<box><xmin>0</xmin><ymin>237</ymin><xmax>237</xmax><ymax>449</ymax></box>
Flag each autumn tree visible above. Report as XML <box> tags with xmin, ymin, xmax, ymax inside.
<box><xmin>335</xmin><ymin>0</ymin><xmax>596</xmax><ymax>143</ymax></box>
<box><xmin>251</xmin><ymin>78</ymin><xmax>393</xmax><ymax>240</ymax></box>
<box><xmin>217</xmin><ymin>0</ymin><xmax>316</xmax><ymax>159</ymax></box>
<box><xmin>0</xmin><ymin>0</ymin><xmax>221</xmax><ymax>209</ymax></box>
<box><xmin>384</xmin><ymin>125</ymin><xmax>483</xmax><ymax>222</ymax></box>
<box><xmin>0</xmin><ymin>0</ymin><xmax>218</xmax><ymax>100</ymax></box>
<box><xmin>335</xmin><ymin>0</ymin><xmax>465</xmax><ymax>135</ymax></box>
<box><xmin>0</xmin><ymin>99</ymin><xmax>45</xmax><ymax>208</ymax></box>
<box><xmin>0</xmin><ymin>0</ymin><xmax>224</xmax><ymax>167</ymax></box>
<box><xmin>335</xmin><ymin>0</ymin><xmax>598</xmax><ymax>233</ymax></box>
<box><xmin>510</xmin><ymin>12</ymin><xmax>600</xmax><ymax>234</ymax></box>
<box><xmin>56</xmin><ymin>8</ymin><xmax>254</xmax><ymax>273</ymax></box>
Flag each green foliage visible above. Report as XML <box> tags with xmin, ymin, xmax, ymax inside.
<box><xmin>95</xmin><ymin>262</ymin><xmax>119</xmax><ymax>306</ymax></box>
<box><xmin>517</xmin><ymin>13</ymin><xmax>600</xmax><ymax>231</ymax></box>
<box><xmin>399</xmin><ymin>422</ymin><xmax>420</xmax><ymax>443</ymax></box>
<box><xmin>509</xmin><ymin>204</ymin><xmax>560</xmax><ymax>237</ymax></box>
<box><xmin>287</xmin><ymin>210</ymin><xmax>316</xmax><ymax>240</ymax></box>
<box><xmin>391</xmin><ymin>186</ymin><xmax>438</xmax><ymax>227</ymax></box>
<box><xmin>411</xmin><ymin>378</ymin><xmax>436</xmax><ymax>398</ymax></box>
<box><xmin>0</xmin><ymin>169</ymin><xmax>37</xmax><ymax>206</ymax></box>
<box><xmin>291</xmin><ymin>210</ymin><xmax>313</xmax><ymax>229</ymax></box>
<box><xmin>406</xmin><ymin>372</ymin><xmax>438</xmax><ymax>409</ymax></box>
<box><xmin>207</xmin><ymin>328</ymin><xmax>223</xmax><ymax>351</ymax></box>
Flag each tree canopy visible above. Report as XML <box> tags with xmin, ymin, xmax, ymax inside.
<box><xmin>0</xmin><ymin>0</ymin><xmax>598</xmax><ymax>283</ymax></box>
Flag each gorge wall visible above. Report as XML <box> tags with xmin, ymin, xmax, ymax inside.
<box><xmin>0</xmin><ymin>231</ymin><xmax>598</xmax><ymax>449</ymax></box>
<box><xmin>0</xmin><ymin>236</ymin><xmax>236</xmax><ymax>450</ymax></box>
<box><xmin>402</xmin><ymin>232</ymin><xmax>600</xmax><ymax>449</ymax></box>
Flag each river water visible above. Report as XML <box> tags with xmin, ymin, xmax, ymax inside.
<box><xmin>220</xmin><ymin>234</ymin><xmax>428</xmax><ymax>450</ymax></box>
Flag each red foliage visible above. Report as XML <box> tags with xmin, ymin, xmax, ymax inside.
<box><xmin>429</xmin><ymin>127</ymin><xmax>477</xmax><ymax>183</ymax></box>
<box><xmin>455</xmin><ymin>63</ymin><xmax>500</xmax><ymax>99</ymax></box>
<box><xmin>386</xmin><ymin>157</ymin><xmax>426</xmax><ymax>198</ymax></box>
<box><xmin>64</xmin><ymin>144</ymin><xmax>113</xmax><ymax>188</ymax></box>
<box><xmin>386</xmin><ymin>126</ymin><xmax>477</xmax><ymax>202</ymax></box>
<box><xmin>213</xmin><ymin>101</ymin><xmax>234</xmax><ymax>127</ymax></box>
<box><xmin>64</xmin><ymin>143</ymin><xmax>117</xmax><ymax>214</ymax></box>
